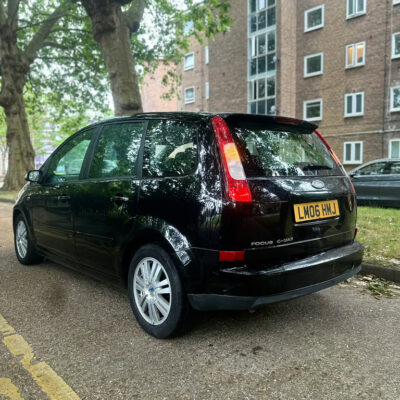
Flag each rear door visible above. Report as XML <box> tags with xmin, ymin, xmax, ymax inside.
<box><xmin>351</xmin><ymin>161</ymin><xmax>390</xmax><ymax>204</ymax></box>
<box><xmin>72</xmin><ymin>121</ymin><xmax>146</xmax><ymax>275</ymax></box>
<box><xmin>222</xmin><ymin>115</ymin><xmax>356</xmax><ymax>265</ymax></box>
<box><xmin>380</xmin><ymin>161</ymin><xmax>400</xmax><ymax>207</ymax></box>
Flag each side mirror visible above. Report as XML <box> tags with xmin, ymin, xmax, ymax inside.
<box><xmin>25</xmin><ymin>170</ymin><xmax>41</xmax><ymax>183</ymax></box>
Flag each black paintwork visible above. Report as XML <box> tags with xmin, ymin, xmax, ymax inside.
<box><xmin>349</xmin><ymin>159</ymin><xmax>400</xmax><ymax>208</ymax></box>
<box><xmin>14</xmin><ymin>112</ymin><xmax>363</xmax><ymax>309</ymax></box>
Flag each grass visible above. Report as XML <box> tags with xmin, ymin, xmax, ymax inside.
<box><xmin>357</xmin><ymin>206</ymin><xmax>400</xmax><ymax>269</ymax></box>
<box><xmin>0</xmin><ymin>190</ymin><xmax>18</xmax><ymax>202</ymax></box>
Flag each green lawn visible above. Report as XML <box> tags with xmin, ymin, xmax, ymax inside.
<box><xmin>357</xmin><ymin>206</ymin><xmax>400</xmax><ymax>269</ymax></box>
<box><xmin>0</xmin><ymin>190</ymin><xmax>18</xmax><ymax>202</ymax></box>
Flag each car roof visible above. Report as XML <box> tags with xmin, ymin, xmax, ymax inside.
<box><xmin>84</xmin><ymin>112</ymin><xmax>318</xmax><ymax>131</ymax></box>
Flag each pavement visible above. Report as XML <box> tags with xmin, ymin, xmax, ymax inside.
<box><xmin>0</xmin><ymin>202</ymin><xmax>399</xmax><ymax>400</ymax></box>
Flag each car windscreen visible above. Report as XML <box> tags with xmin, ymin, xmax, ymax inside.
<box><xmin>226</xmin><ymin>118</ymin><xmax>343</xmax><ymax>178</ymax></box>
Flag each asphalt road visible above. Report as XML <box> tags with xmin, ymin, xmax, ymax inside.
<box><xmin>0</xmin><ymin>202</ymin><xmax>399</xmax><ymax>400</ymax></box>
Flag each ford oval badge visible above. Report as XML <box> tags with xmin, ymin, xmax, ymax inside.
<box><xmin>311</xmin><ymin>180</ymin><xmax>325</xmax><ymax>189</ymax></box>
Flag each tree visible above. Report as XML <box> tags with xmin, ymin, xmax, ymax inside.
<box><xmin>0</xmin><ymin>1</ymin><xmax>109</xmax><ymax>190</ymax></box>
<box><xmin>80</xmin><ymin>0</ymin><xmax>232</xmax><ymax>116</ymax></box>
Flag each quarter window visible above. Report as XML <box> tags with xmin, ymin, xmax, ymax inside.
<box><xmin>46</xmin><ymin>129</ymin><xmax>94</xmax><ymax>184</ymax></box>
<box><xmin>344</xmin><ymin>141</ymin><xmax>363</xmax><ymax>164</ymax></box>
<box><xmin>347</xmin><ymin>0</ymin><xmax>366</xmax><ymax>18</ymax></box>
<box><xmin>304</xmin><ymin>5</ymin><xmax>324</xmax><ymax>32</ymax></box>
<box><xmin>390</xmin><ymin>161</ymin><xmax>400</xmax><ymax>174</ymax></box>
<box><xmin>346</xmin><ymin>42</ymin><xmax>365</xmax><ymax>68</ymax></box>
<box><xmin>184</xmin><ymin>87</ymin><xmax>195</xmax><ymax>104</ymax></box>
<box><xmin>184</xmin><ymin>53</ymin><xmax>194</xmax><ymax>70</ymax></box>
<box><xmin>143</xmin><ymin>120</ymin><xmax>198</xmax><ymax>177</ymax></box>
<box><xmin>88</xmin><ymin>122</ymin><xmax>145</xmax><ymax>179</ymax></box>
<box><xmin>303</xmin><ymin>99</ymin><xmax>323</xmax><ymax>121</ymax></box>
<box><xmin>304</xmin><ymin>53</ymin><xmax>324</xmax><ymax>77</ymax></box>
<box><xmin>345</xmin><ymin>92</ymin><xmax>364</xmax><ymax>117</ymax></box>
<box><xmin>392</xmin><ymin>33</ymin><xmax>400</xmax><ymax>59</ymax></box>
<box><xmin>389</xmin><ymin>139</ymin><xmax>400</xmax><ymax>158</ymax></box>
<box><xmin>391</xmin><ymin>87</ymin><xmax>400</xmax><ymax>112</ymax></box>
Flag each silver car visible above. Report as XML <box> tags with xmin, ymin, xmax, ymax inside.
<box><xmin>349</xmin><ymin>158</ymin><xmax>400</xmax><ymax>208</ymax></box>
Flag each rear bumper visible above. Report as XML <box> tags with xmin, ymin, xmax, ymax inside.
<box><xmin>188</xmin><ymin>241</ymin><xmax>363</xmax><ymax>311</ymax></box>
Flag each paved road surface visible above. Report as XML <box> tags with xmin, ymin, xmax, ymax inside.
<box><xmin>0</xmin><ymin>202</ymin><xmax>399</xmax><ymax>399</ymax></box>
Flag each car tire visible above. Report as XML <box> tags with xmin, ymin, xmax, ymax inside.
<box><xmin>14</xmin><ymin>214</ymin><xmax>43</xmax><ymax>265</ymax></box>
<box><xmin>128</xmin><ymin>243</ymin><xmax>193</xmax><ymax>339</ymax></box>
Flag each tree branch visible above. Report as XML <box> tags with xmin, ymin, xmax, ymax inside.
<box><xmin>24</xmin><ymin>1</ymin><xmax>71</xmax><ymax>63</ymax></box>
<box><xmin>123</xmin><ymin>0</ymin><xmax>146</xmax><ymax>35</ymax></box>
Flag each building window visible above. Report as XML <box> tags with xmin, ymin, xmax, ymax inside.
<box><xmin>303</xmin><ymin>99</ymin><xmax>323</xmax><ymax>121</ymax></box>
<box><xmin>347</xmin><ymin>0</ymin><xmax>366</xmax><ymax>19</ymax></box>
<box><xmin>249</xmin><ymin>0</ymin><xmax>276</xmax><ymax>33</ymax></box>
<box><xmin>205</xmin><ymin>82</ymin><xmax>209</xmax><ymax>100</ymax></box>
<box><xmin>184</xmin><ymin>20</ymin><xmax>194</xmax><ymax>35</ymax></box>
<box><xmin>184</xmin><ymin>53</ymin><xmax>194</xmax><ymax>71</ymax></box>
<box><xmin>344</xmin><ymin>141</ymin><xmax>363</xmax><ymax>164</ymax></box>
<box><xmin>304</xmin><ymin>5</ymin><xmax>324</xmax><ymax>32</ymax></box>
<box><xmin>249</xmin><ymin>76</ymin><xmax>276</xmax><ymax>115</ymax></box>
<box><xmin>184</xmin><ymin>87</ymin><xmax>195</xmax><ymax>104</ymax></box>
<box><xmin>346</xmin><ymin>42</ymin><xmax>365</xmax><ymax>68</ymax></box>
<box><xmin>205</xmin><ymin>46</ymin><xmax>209</xmax><ymax>64</ymax></box>
<box><xmin>304</xmin><ymin>53</ymin><xmax>324</xmax><ymax>77</ymax></box>
<box><xmin>391</xmin><ymin>87</ymin><xmax>400</xmax><ymax>112</ymax></box>
<box><xmin>249</xmin><ymin>31</ymin><xmax>276</xmax><ymax>77</ymax></box>
<box><xmin>345</xmin><ymin>92</ymin><xmax>364</xmax><ymax>117</ymax></box>
<box><xmin>392</xmin><ymin>33</ymin><xmax>400</xmax><ymax>59</ymax></box>
<box><xmin>389</xmin><ymin>139</ymin><xmax>400</xmax><ymax>158</ymax></box>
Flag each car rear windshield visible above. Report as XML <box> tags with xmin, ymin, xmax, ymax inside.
<box><xmin>226</xmin><ymin>117</ymin><xmax>343</xmax><ymax>178</ymax></box>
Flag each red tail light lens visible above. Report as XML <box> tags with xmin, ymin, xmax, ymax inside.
<box><xmin>211</xmin><ymin>116</ymin><xmax>252</xmax><ymax>203</ymax></box>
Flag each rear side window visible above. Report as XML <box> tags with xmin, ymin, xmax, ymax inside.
<box><xmin>356</xmin><ymin>162</ymin><xmax>388</xmax><ymax>176</ymax></box>
<box><xmin>226</xmin><ymin>117</ymin><xmax>343</xmax><ymax>177</ymax></box>
<box><xmin>89</xmin><ymin>122</ymin><xmax>145</xmax><ymax>179</ymax></box>
<box><xmin>390</xmin><ymin>162</ymin><xmax>400</xmax><ymax>175</ymax></box>
<box><xmin>142</xmin><ymin>120</ymin><xmax>198</xmax><ymax>177</ymax></box>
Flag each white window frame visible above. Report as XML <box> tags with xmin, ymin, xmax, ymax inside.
<box><xmin>184</xmin><ymin>52</ymin><xmax>194</xmax><ymax>71</ymax></box>
<box><xmin>343</xmin><ymin>141</ymin><xmax>363</xmax><ymax>164</ymax></box>
<box><xmin>304</xmin><ymin>52</ymin><xmax>324</xmax><ymax>78</ymax></box>
<box><xmin>205</xmin><ymin>82</ymin><xmax>209</xmax><ymax>100</ymax></box>
<box><xmin>344</xmin><ymin>92</ymin><xmax>365</xmax><ymax>117</ymax></box>
<box><xmin>205</xmin><ymin>46</ymin><xmax>209</xmax><ymax>64</ymax></box>
<box><xmin>390</xmin><ymin>86</ymin><xmax>400</xmax><ymax>112</ymax></box>
<box><xmin>304</xmin><ymin>5</ymin><xmax>325</xmax><ymax>33</ymax></box>
<box><xmin>303</xmin><ymin>98</ymin><xmax>323</xmax><ymax>121</ymax></box>
<box><xmin>389</xmin><ymin>139</ymin><xmax>400</xmax><ymax>158</ymax></box>
<box><xmin>346</xmin><ymin>0</ymin><xmax>366</xmax><ymax>19</ymax></box>
<box><xmin>184</xmin><ymin>87</ymin><xmax>195</xmax><ymax>104</ymax></box>
<box><xmin>392</xmin><ymin>32</ymin><xmax>400</xmax><ymax>59</ymax></box>
<box><xmin>345</xmin><ymin>42</ymin><xmax>366</xmax><ymax>68</ymax></box>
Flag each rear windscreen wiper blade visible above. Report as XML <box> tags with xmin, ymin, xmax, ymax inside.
<box><xmin>301</xmin><ymin>164</ymin><xmax>333</xmax><ymax>171</ymax></box>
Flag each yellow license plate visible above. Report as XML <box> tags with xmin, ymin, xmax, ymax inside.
<box><xmin>294</xmin><ymin>200</ymin><xmax>340</xmax><ymax>223</ymax></box>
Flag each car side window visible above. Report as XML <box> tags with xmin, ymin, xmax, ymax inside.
<box><xmin>142</xmin><ymin>120</ymin><xmax>198</xmax><ymax>177</ymax></box>
<box><xmin>356</xmin><ymin>162</ymin><xmax>388</xmax><ymax>176</ymax></box>
<box><xmin>45</xmin><ymin>129</ymin><xmax>94</xmax><ymax>184</ymax></box>
<box><xmin>88</xmin><ymin>122</ymin><xmax>146</xmax><ymax>179</ymax></box>
<box><xmin>390</xmin><ymin>162</ymin><xmax>400</xmax><ymax>175</ymax></box>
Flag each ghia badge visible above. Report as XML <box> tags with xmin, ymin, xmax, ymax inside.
<box><xmin>311</xmin><ymin>180</ymin><xmax>325</xmax><ymax>189</ymax></box>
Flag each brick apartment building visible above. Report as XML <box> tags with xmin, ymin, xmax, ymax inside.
<box><xmin>142</xmin><ymin>0</ymin><xmax>400</xmax><ymax>169</ymax></box>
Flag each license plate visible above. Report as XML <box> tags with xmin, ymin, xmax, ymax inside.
<box><xmin>293</xmin><ymin>200</ymin><xmax>340</xmax><ymax>223</ymax></box>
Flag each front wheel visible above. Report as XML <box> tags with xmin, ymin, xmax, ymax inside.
<box><xmin>128</xmin><ymin>244</ymin><xmax>192</xmax><ymax>338</ymax></box>
<box><xmin>14</xmin><ymin>215</ymin><xmax>43</xmax><ymax>265</ymax></box>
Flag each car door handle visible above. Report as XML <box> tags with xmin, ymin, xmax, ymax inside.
<box><xmin>111</xmin><ymin>195</ymin><xmax>129</xmax><ymax>205</ymax></box>
<box><xmin>58</xmin><ymin>195</ymin><xmax>70</xmax><ymax>202</ymax></box>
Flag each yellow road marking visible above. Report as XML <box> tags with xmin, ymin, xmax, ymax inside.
<box><xmin>0</xmin><ymin>312</ymin><xmax>81</xmax><ymax>400</ymax></box>
<box><xmin>0</xmin><ymin>378</ymin><xmax>24</xmax><ymax>400</ymax></box>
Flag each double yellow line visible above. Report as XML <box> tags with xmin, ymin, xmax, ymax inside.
<box><xmin>0</xmin><ymin>313</ymin><xmax>81</xmax><ymax>400</ymax></box>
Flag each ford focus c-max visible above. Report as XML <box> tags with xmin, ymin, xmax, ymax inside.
<box><xmin>13</xmin><ymin>113</ymin><xmax>363</xmax><ymax>338</ymax></box>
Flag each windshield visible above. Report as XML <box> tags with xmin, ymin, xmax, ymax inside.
<box><xmin>227</xmin><ymin>118</ymin><xmax>343</xmax><ymax>178</ymax></box>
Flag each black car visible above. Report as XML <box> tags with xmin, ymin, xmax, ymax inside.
<box><xmin>14</xmin><ymin>113</ymin><xmax>363</xmax><ymax>338</ymax></box>
<box><xmin>349</xmin><ymin>159</ymin><xmax>400</xmax><ymax>208</ymax></box>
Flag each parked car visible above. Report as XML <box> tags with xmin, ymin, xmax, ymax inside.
<box><xmin>349</xmin><ymin>158</ymin><xmax>400</xmax><ymax>208</ymax></box>
<box><xmin>13</xmin><ymin>113</ymin><xmax>363</xmax><ymax>338</ymax></box>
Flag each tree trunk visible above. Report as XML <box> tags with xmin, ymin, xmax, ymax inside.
<box><xmin>82</xmin><ymin>1</ymin><xmax>143</xmax><ymax>116</ymax></box>
<box><xmin>2</xmin><ymin>91</ymin><xmax>34</xmax><ymax>190</ymax></box>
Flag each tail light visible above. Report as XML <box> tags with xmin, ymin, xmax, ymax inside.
<box><xmin>219</xmin><ymin>251</ymin><xmax>244</xmax><ymax>262</ymax></box>
<box><xmin>315</xmin><ymin>129</ymin><xmax>355</xmax><ymax>194</ymax></box>
<box><xmin>211</xmin><ymin>116</ymin><xmax>252</xmax><ymax>203</ymax></box>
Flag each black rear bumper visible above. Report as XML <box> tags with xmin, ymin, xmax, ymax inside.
<box><xmin>188</xmin><ymin>241</ymin><xmax>363</xmax><ymax>311</ymax></box>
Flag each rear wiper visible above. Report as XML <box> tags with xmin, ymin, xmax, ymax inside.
<box><xmin>301</xmin><ymin>164</ymin><xmax>333</xmax><ymax>171</ymax></box>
